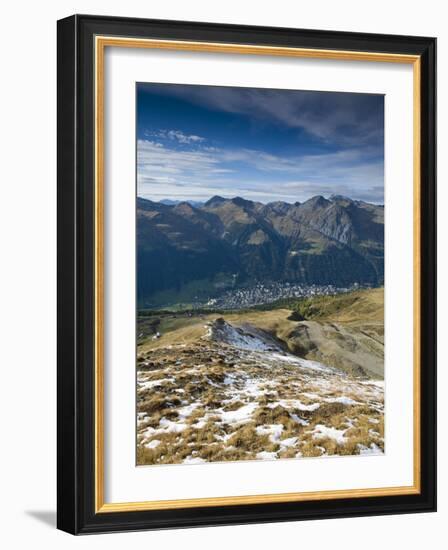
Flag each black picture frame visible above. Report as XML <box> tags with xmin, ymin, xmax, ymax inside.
<box><xmin>57</xmin><ymin>14</ymin><xmax>436</xmax><ymax>534</ymax></box>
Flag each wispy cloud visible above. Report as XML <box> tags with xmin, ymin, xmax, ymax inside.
<box><xmin>144</xmin><ymin>129</ymin><xmax>205</xmax><ymax>144</ymax></box>
<box><xmin>137</xmin><ymin>84</ymin><xmax>384</xmax><ymax>204</ymax></box>
<box><xmin>137</xmin><ymin>138</ymin><xmax>383</xmax><ymax>204</ymax></box>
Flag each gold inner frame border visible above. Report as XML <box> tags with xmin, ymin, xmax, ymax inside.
<box><xmin>94</xmin><ymin>36</ymin><xmax>421</xmax><ymax>513</ymax></box>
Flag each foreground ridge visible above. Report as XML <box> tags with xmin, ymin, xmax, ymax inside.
<box><xmin>137</xmin><ymin>316</ymin><xmax>384</xmax><ymax>465</ymax></box>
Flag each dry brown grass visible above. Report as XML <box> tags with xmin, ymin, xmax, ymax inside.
<box><xmin>136</xmin><ymin>314</ymin><xmax>384</xmax><ymax>466</ymax></box>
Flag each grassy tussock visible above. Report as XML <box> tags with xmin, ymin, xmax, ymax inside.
<box><xmin>136</xmin><ymin>308</ymin><xmax>384</xmax><ymax>466</ymax></box>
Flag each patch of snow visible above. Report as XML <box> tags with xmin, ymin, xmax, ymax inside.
<box><xmin>368</xmin><ymin>418</ymin><xmax>380</xmax><ymax>424</ymax></box>
<box><xmin>268</xmin><ymin>398</ymin><xmax>320</xmax><ymax>412</ymax></box>
<box><xmin>312</xmin><ymin>424</ymin><xmax>347</xmax><ymax>444</ymax></box>
<box><xmin>214</xmin><ymin>432</ymin><xmax>233</xmax><ymax>443</ymax></box>
<box><xmin>138</xmin><ymin>378</ymin><xmax>173</xmax><ymax>390</ymax></box>
<box><xmin>358</xmin><ymin>443</ymin><xmax>383</xmax><ymax>455</ymax></box>
<box><xmin>324</xmin><ymin>396</ymin><xmax>359</xmax><ymax>406</ymax></box>
<box><xmin>143</xmin><ymin>426</ymin><xmax>156</xmax><ymax>438</ymax></box>
<box><xmin>192</xmin><ymin>420</ymin><xmax>207</xmax><ymax>429</ymax></box>
<box><xmin>137</xmin><ymin>413</ymin><xmax>148</xmax><ymax>426</ymax></box>
<box><xmin>158</xmin><ymin>418</ymin><xmax>188</xmax><ymax>434</ymax></box>
<box><xmin>223</xmin><ymin>374</ymin><xmax>237</xmax><ymax>385</ymax></box>
<box><xmin>145</xmin><ymin>439</ymin><xmax>161</xmax><ymax>449</ymax></box>
<box><xmin>280</xmin><ymin>437</ymin><xmax>298</xmax><ymax>448</ymax></box>
<box><xmin>290</xmin><ymin>413</ymin><xmax>309</xmax><ymax>426</ymax></box>
<box><xmin>270</xmin><ymin>353</ymin><xmax>334</xmax><ymax>373</ymax></box>
<box><xmin>242</xmin><ymin>379</ymin><xmax>266</xmax><ymax>398</ymax></box>
<box><xmin>302</xmin><ymin>392</ymin><xmax>320</xmax><ymax>400</ymax></box>
<box><xmin>209</xmin><ymin>320</ymin><xmax>281</xmax><ymax>352</ymax></box>
<box><xmin>255</xmin><ymin>424</ymin><xmax>284</xmax><ymax>442</ymax></box>
<box><xmin>177</xmin><ymin>402</ymin><xmax>201</xmax><ymax>420</ymax></box>
<box><xmin>220</xmin><ymin>403</ymin><xmax>257</xmax><ymax>424</ymax></box>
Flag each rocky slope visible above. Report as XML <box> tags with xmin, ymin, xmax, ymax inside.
<box><xmin>277</xmin><ymin>288</ymin><xmax>384</xmax><ymax>378</ymax></box>
<box><xmin>137</xmin><ymin>195</ymin><xmax>384</xmax><ymax>306</ymax></box>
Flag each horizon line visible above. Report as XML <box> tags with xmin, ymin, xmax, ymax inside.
<box><xmin>136</xmin><ymin>194</ymin><xmax>384</xmax><ymax>207</ymax></box>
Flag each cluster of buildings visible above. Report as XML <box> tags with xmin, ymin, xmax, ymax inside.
<box><xmin>200</xmin><ymin>281</ymin><xmax>362</xmax><ymax>310</ymax></box>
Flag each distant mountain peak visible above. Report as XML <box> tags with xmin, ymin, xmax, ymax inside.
<box><xmin>329</xmin><ymin>194</ymin><xmax>353</xmax><ymax>203</ymax></box>
<box><xmin>230</xmin><ymin>196</ymin><xmax>253</xmax><ymax>208</ymax></box>
<box><xmin>266</xmin><ymin>201</ymin><xmax>292</xmax><ymax>215</ymax></box>
<box><xmin>137</xmin><ymin>192</ymin><xmax>384</xmax><ymax>304</ymax></box>
<box><xmin>304</xmin><ymin>195</ymin><xmax>330</xmax><ymax>208</ymax></box>
<box><xmin>137</xmin><ymin>196</ymin><xmax>158</xmax><ymax>209</ymax></box>
<box><xmin>159</xmin><ymin>198</ymin><xmax>179</xmax><ymax>206</ymax></box>
<box><xmin>268</xmin><ymin>201</ymin><xmax>289</xmax><ymax>206</ymax></box>
<box><xmin>158</xmin><ymin>198</ymin><xmax>205</xmax><ymax>208</ymax></box>
<box><xmin>173</xmin><ymin>201</ymin><xmax>196</xmax><ymax>213</ymax></box>
<box><xmin>205</xmin><ymin>195</ymin><xmax>227</xmax><ymax>207</ymax></box>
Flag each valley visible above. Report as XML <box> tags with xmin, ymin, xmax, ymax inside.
<box><xmin>137</xmin><ymin>194</ymin><xmax>384</xmax><ymax>308</ymax></box>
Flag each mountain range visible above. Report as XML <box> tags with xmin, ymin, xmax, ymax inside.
<box><xmin>137</xmin><ymin>194</ymin><xmax>384</xmax><ymax>307</ymax></box>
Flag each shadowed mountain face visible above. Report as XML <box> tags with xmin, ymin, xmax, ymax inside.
<box><xmin>137</xmin><ymin>195</ymin><xmax>384</xmax><ymax>306</ymax></box>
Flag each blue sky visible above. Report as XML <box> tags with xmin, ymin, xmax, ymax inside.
<box><xmin>137</xmin><ymin>83</ymin><xmax>384</xmax><ymax>204</ymax></box>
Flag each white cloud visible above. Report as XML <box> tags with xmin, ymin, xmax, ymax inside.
<box><xmin>145</xmin><ymin>129</ymin><xmax>205</xmax><ymax>144</ymax></box>
<box><xmin>137</xmin><ymin>139</ymin><xmax>383</xmax><ymax>204</ymax></box>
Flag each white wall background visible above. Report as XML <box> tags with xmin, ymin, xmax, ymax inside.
<box><xmin>0</xmin><ymin>0</ymin><xmax>444</xmax><ymax>547</ymax></box>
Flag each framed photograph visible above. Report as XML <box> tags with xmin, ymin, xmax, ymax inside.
<box><xmin>57</xmin><ymin>15</ymin><xmax>436</xmax><ymax>534</ymax></box>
